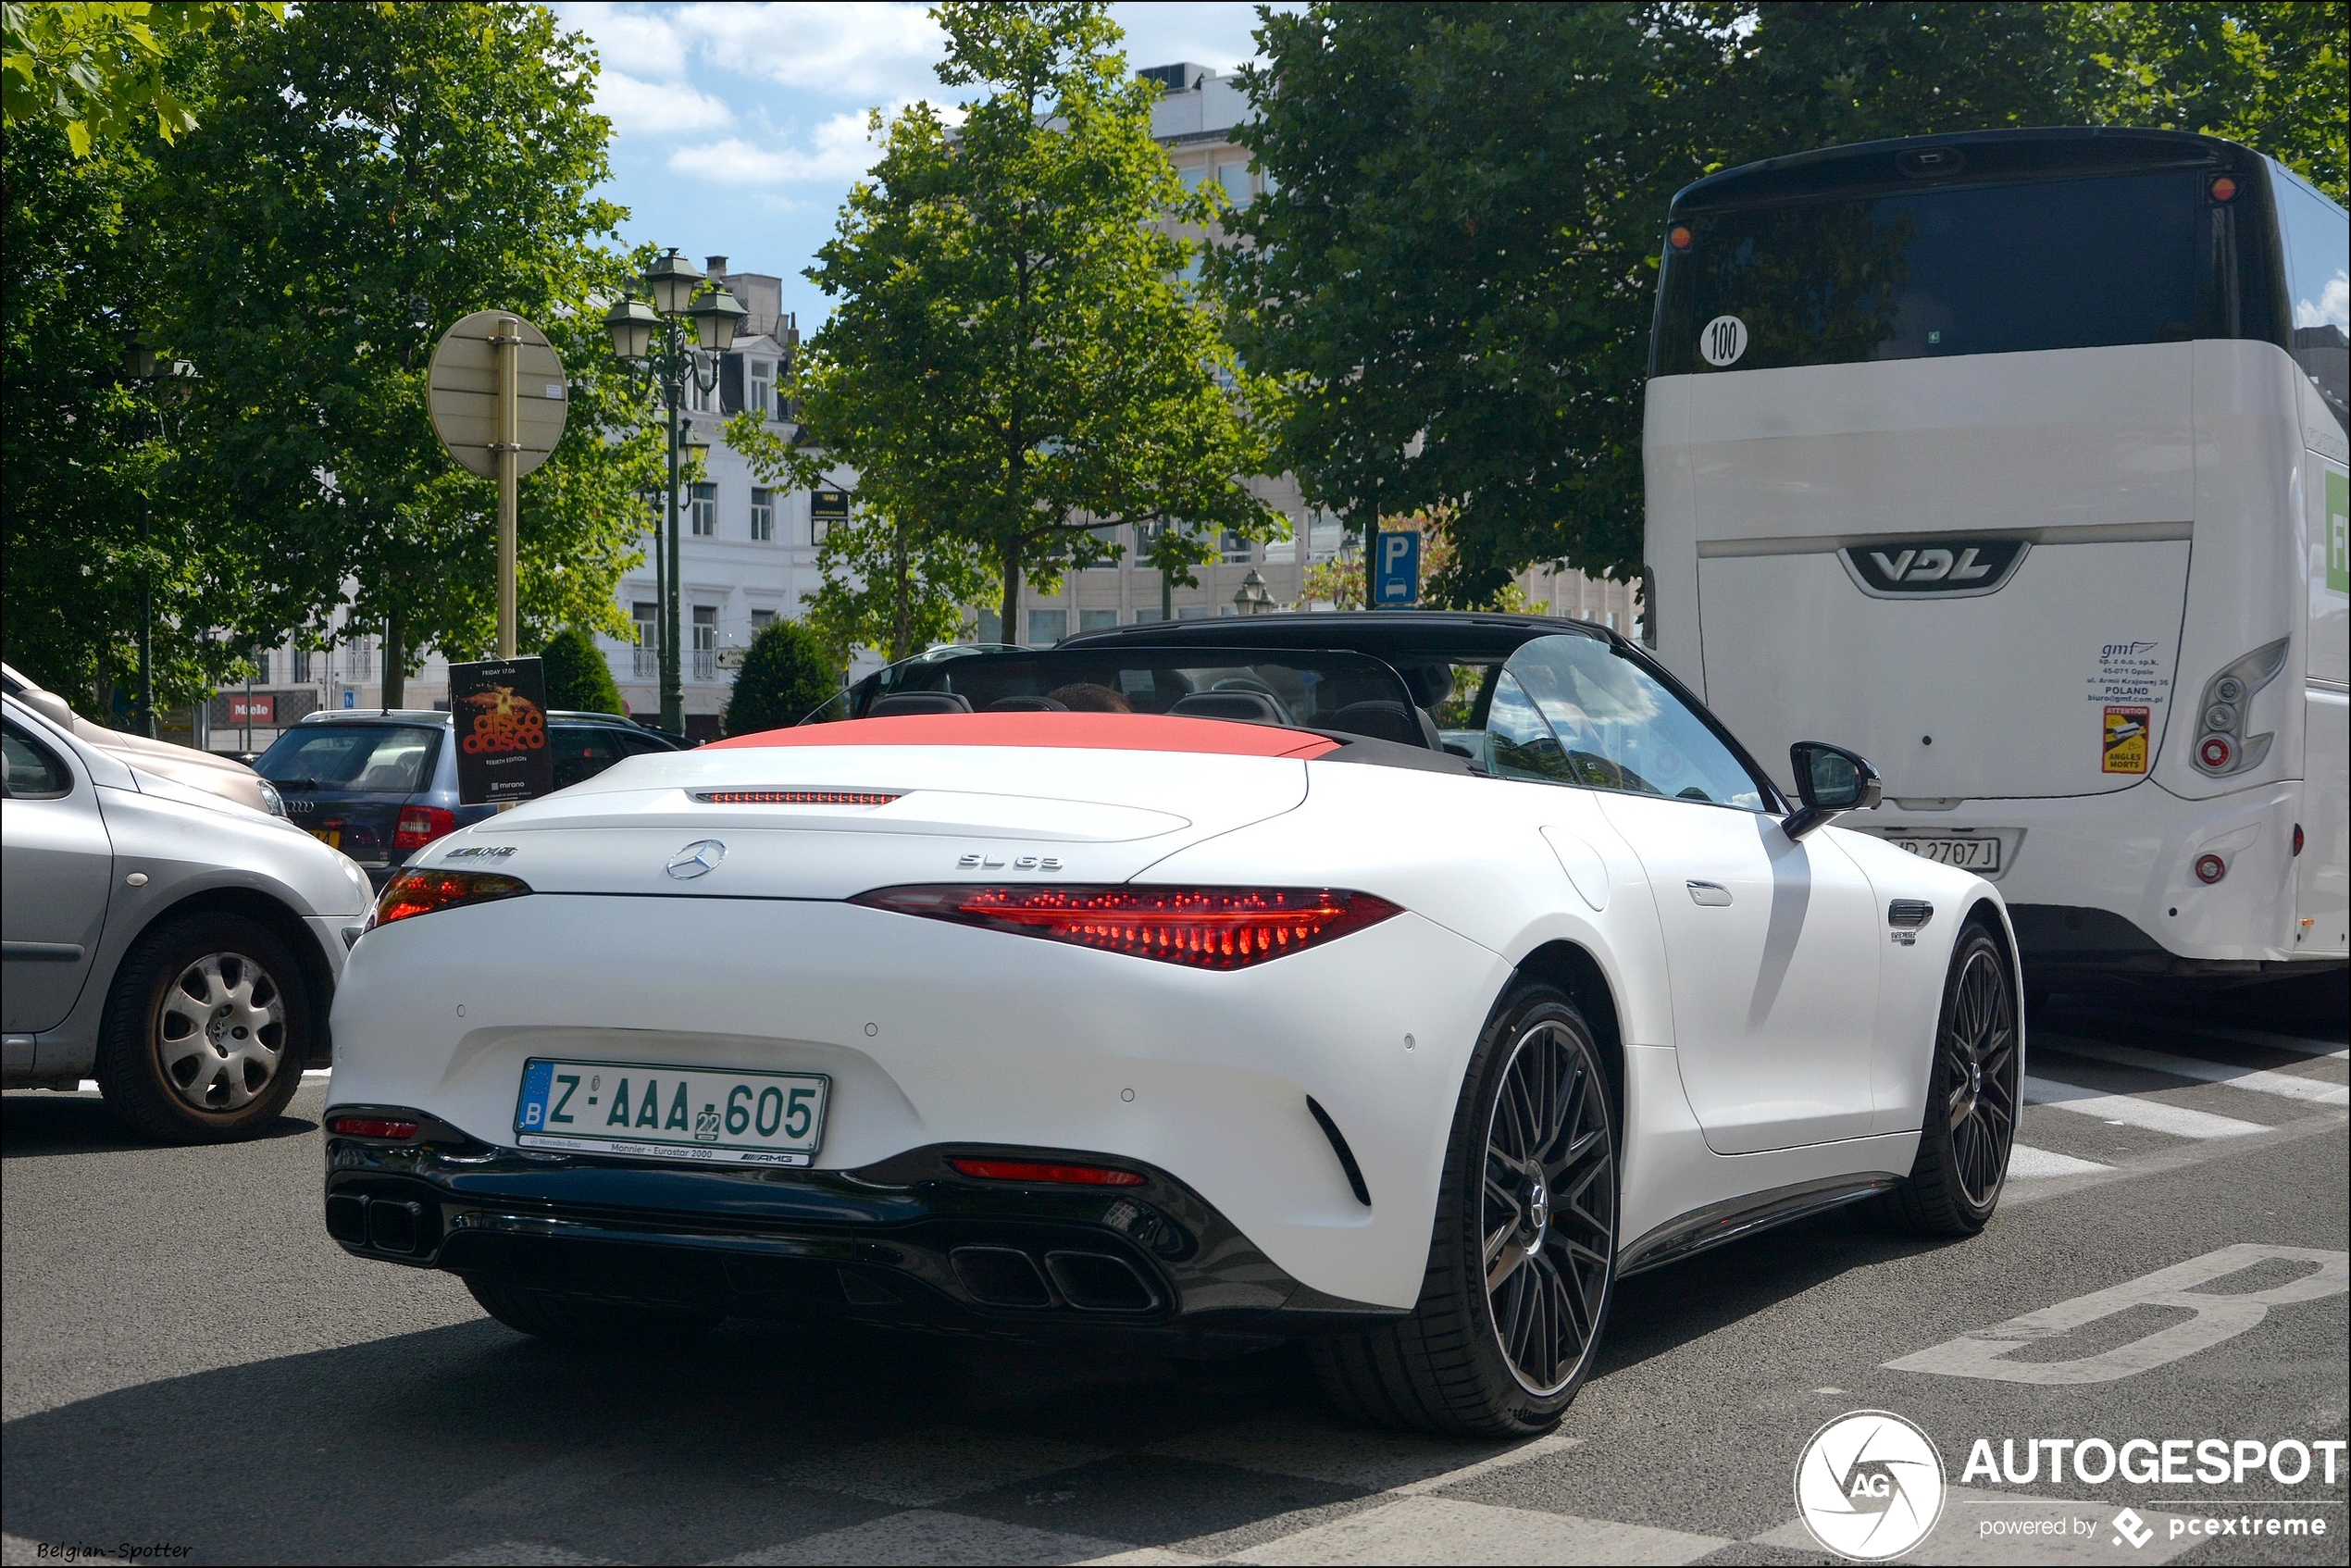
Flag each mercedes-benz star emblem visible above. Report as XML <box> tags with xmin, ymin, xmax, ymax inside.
<box><xmin>665</xmin><ymin>840</ymin><xmax>728</xmax><ymax>879</ymax></box>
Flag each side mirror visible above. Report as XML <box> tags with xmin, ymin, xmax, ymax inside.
<box><xmin>1783</xmin><ymin>741</ymin><xmax>1881</xmax><ymax>840</ymax></box>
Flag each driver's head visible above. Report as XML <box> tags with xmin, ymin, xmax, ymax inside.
<box><xmin>1046</xmin><ymin>682</ymin><xmax>1133</xmax><ymax>713</ymax></box>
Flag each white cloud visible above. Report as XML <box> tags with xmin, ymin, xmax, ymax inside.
<box><xmin>553</xmin><ymin>3</ymin><xmax>692</xmax><ymax>82</ymax></box>
<box><xmin>666</xmin><ymin>112</ymin><xmax>884</xmax><ymax>186</ymax></box>
<box><xmin>680</xmin><ymin>2</ymin><xmax>947</xmax><ymax>99</ymax></box>
<box><xmin>595</xmin><ymin>70</ymin><xmax>732</xmax><ymax>135</ymax></box>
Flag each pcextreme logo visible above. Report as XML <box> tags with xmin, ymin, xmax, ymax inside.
<box><xmin>1796</xmin><ymin>1411</ymin><xmax>1947</xmax><ymax>1561</ymax></box>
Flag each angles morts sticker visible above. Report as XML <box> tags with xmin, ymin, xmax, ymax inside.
<box><xmin>2102</xmin><ymin>704</ymin><xmax>2151</xmax><ymax>774</ymax></box>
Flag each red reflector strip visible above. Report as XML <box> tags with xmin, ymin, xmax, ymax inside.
<box><xmin>949</xmin><ymin>1157</ymin><xmax>1145</xmax><ymax>1186</ymax></box>
<box><xmin>852</xmin><ymin>885</ymin><xmax>1403</xmax><ymax>969</ymax></box>
<box><xmin>691</xmin><ymin>789</ymin><xmax>902</xmax><ymax>805</ymax></box>
<box><xmin>329</xmin><ymin>1116</ymin><xmax>419</xmax><ymax>1139</ymax></box>
<box><xmin>367</xmin><ymin>868</ymin><xmax>531</xmax><ymax>930</ymax></box>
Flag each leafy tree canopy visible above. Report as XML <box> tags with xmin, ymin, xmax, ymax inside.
<box><xmin>793</xmin><ymin>1</ymin><xmax>1279</xmax><ymax>634</ymax></box>
<box><xmin>0</xmin><ymin>1</ymin><xmax>279</xmax><ymax>155</ymax></box>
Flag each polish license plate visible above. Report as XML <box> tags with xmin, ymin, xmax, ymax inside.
<box><xmin>514</xmin><ymin>1058</ymin><xmax>828</xmax><ymax>1166</ymax></box>
<box><xmin>1889</xmin><ymin>835</ymin><xmax>2000</xmax><ymax>871</ymax></box>
<box><xmin>307</xmin><ymin>828</ymin><xmax>342</xmax><ymax>850</ymax></box>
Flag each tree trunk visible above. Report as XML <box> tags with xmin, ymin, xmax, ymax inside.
<box><xmin>381</xmin><ymin>608</ymin><xmax>405</xmax><ymax>707</ymax></box>
<box><xmin>998</xmin><ymin>539</ymin><xmax>1022</xmax><ymax>645</ymax></box>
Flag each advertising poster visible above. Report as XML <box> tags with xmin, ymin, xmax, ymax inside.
<box><xmin>448</xmin><ymin>655</ymin><xmax>554</xmax><ymax>805</ymax></box>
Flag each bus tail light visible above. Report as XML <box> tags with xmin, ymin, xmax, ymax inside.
<box><xmin>2191</xmin><ymin>641</ymin><xmax>2287</xmax><ymax>778</ymax></box>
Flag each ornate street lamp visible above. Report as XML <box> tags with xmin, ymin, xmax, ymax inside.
<box><xmin>1233</xmin><ymin>566</ymin><xmax>1275</xmax><ymax>616</ymax></box>
<box><xmin>605</xmin><ymin>252</ymin><xmax>743</xmax><ymax>734</ymax></box>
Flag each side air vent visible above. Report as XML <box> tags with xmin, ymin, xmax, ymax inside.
<box><xmin>1888</xmin><ymin>900</ymin><xmax>1934</xmax><ymax>927</ymax></box>
<box><xmin>690</xmin><ymin>789</ymin><xmax>902</xmax><ymax>806</ymax></box>
<box><xmin>1306</xmin><ymin>1096</ymin><xmax>1373</xmax><ymax>1207</ymax></box>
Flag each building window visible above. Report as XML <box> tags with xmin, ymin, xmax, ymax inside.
<box><xmin>749</xmin><ymin>361</ymin><xmax>772</xmax><ymax>419</ymax></box>
<box><xmin>687</xmin><ymin>368</ymin><xmax>716</xmax><ymax>414</ymax></box>
<box><xmin>691</xmin><ymin>605</ymin><xmax>717</xmax><ymax>680</ymax></box>
<box><xmin>1217</xmin><ymin>164</ymin><xmax>1251</xmax><ymax>204</ymax></box>
<box><xmin>750</xmin><ymin>607</ymin><xmax>777</xmax><ymax>631</ymax></box>
<box><xmin>750</xmin><ymin>487</ymin><xmax>775</xmax><ymax>541</ymax></box>
<box><xmin>690</xmin><ymin>483</ymin><xmax>717</xmax><ymax>537</ymax></box>
<box><xmin>248</xmin><ymin>647</ymin><xmax>270</xmax><ymax>684</ymax></box>
<box><xmin>289</xmin><ymin>649</ymin><xmax>310</xmax><ymax>683</ymax></box>
<box><xmin>1220</xmin><ymin>529</ymin><xmax>1252</xmax><ymax>564</ymax></box>
<box><xmin>1079</xmin><ymin>608</ymin><xmax>1119</xmax><ymax>632</ymax></box>
<box><xmin>1131</xmin><ymin>606</ymin><xmax>1163</xmax><ymax>624</ymax></box>
<box><xmin>342</xmin><ymin>635</ymin><xmax>374</xmax><ymax>680</ymax></box>
<box><xmin>632</xmin><ymin>601</ymin><xmax>658</xmax><ymax>678</ymax></box>
<box><xmin>1176</xmin><ymin>604</ymin><xmax>1213</xmax><ymax>621</ymax></box>
<box><xmin>1308</xmin><ymin>509</ymin><xmax>1346</xmax><ymax>563</ymax></box>
<box><xmin>1027</xmin><ymin>608</ymin><xmax>1066</xmax><ymax>645</ymax></box>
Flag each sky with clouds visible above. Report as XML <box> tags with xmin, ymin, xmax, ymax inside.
<box><xmin>550</xmin><ymin>2</ymin><xmax>1287</xmax><ymax>332</ymax></box>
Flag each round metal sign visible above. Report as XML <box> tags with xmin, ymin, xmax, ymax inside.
<box><xmin>427</xmin><ymin>310</ymin><xmax>568</xmax><ymax>479</ymax></box>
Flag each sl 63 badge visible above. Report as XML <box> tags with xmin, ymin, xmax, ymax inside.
<box><xmin>958</xmin><ymin>852</ymin><xmax>1063</xmax><ymax>871</ymax></box>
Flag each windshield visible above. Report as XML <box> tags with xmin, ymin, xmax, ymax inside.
<box><xmin>812</xmin><ymin>645</ymin><xmax>1435</xmax><ymax>747</ymax></box>
<box><xmin>256</xmin><ymin>724</ymin><xmax>441</xmax><ymax>792</ymax></box>
<box><xmin>1655</xmin><ymin>169</ymin><xmax>2222</xmax><ymax>375</ymax></box>
<box><xmin>1486</xmin><ymin>636</ymin><xmax>1771</xmax><ymax>810</ymax></box>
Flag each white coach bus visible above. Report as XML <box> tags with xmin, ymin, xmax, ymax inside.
<box><xmin>1643</xmin><ymin>129</ymin><xmax>2347</xmax><ymax>994</ymax></box>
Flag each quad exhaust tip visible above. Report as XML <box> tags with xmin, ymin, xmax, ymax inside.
<box><xmin>949</xmin><ymin>1244</ymin><xmax>1159</xmax><ymax>1313</ymax></box>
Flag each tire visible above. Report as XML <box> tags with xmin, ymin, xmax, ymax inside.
<box><xmin>1310</xmin><ymin>983</ymin><xmax>1618</xmax><ymax>1437</ymax></box>
<box><xmin>94</xmin><ymin>911</ymin><xmax>311</xmax><ymax>1144</ymax></box>
<box><xmin>465</xmin><ymin>1276</ymin><xmax>722</xmax><ymax>1346</ymax></box>
<box><xmin>1885</xmin><ymin>923</ymin><xmax>2020</xmax><ymax>1236</ymax></box>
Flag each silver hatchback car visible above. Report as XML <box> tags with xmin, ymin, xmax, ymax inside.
<box><xmin>2</xmin><ymin>693</ymin><xmax>373</xmax><ymax>1141</ymax></box>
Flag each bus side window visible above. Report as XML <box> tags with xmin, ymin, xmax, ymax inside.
<box><xmin>2273</xmin><ymin>166</ymin><xmax>2349</xmax><ymax>435</ymax></box>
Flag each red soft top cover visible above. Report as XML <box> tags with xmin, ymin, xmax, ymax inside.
<box><xmin>704</xmin><ymin>711</ymin><xmax>1341</xmax><ymax>758</ymax></box>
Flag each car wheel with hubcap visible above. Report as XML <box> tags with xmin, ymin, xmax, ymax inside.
<box><xmin>95</xmin><ymin>911</ymin><xmax>310</xmax><ymax>1144</ymax></box>
<box><xmin>1310</xmin><ymin>983</ymin><xmax>1617</xmax><ymax>1436</ymax></box>
<box><xmin>465</xmin><ymin>1276</ymin><xmax>723</xmax><ymax>1346</ymax></box>
<box><xmin>1886</xmin><ymin>922</ymin><xmax>2019</xmax><ymax>1235</ymax></box>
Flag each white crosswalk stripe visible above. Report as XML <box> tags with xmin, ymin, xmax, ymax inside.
<box><xmin>2039</xmin><ymin>1035</ymin><xmax>2349</xmax><ymax>1106</ymax></box>
<box><xmin>2021</xmin><ymin>1074</ymin><xmax>2268</xmax><ymax>1139</ymax></box>
<box><xmin>2004</xmin><ymin>1142</ymin><xmax>2113</xmax><ymax>1179</ymax></box>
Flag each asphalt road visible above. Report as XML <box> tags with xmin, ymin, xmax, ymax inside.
<box><xmin>4</xmin><ymin>1000</ymin><xmax>2345</xmax><ymax>1567</ymax></box>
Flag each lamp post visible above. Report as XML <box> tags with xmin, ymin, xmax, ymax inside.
<box><xmin>604</xmin><ymin>248</ymin><xmax>746</xmax><ymax>733</ymax></box>
<box><xmin>1233</xmin><ymin>566</ymin><xmax>1275</xmax><ymax>616</ymax></box>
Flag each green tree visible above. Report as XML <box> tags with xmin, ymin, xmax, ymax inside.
<box><xmin>152</xmin><ymin>1</ymin><xmax>659</xmax><ymax>703</ymax></box>
<box><xmin>539</xmin><ymin>625</ymin><xmax>623</xmax><ymax>714</ymax></box>
<box><xmin>796</xmin><ymin>1</ymin><xmax>1277</xmax><ymax>636</ymax></box>
<box><xmin>721</xmin><ymin>618</ymin><xmax>840</xmax><ymax>736</ymax></box>
<box><xmin>1</xmin><ymin>1</ymin><xmax>279</xmax><ymax>156</ymax></box>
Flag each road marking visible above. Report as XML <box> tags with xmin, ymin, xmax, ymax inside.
<box><xmin>1148</xmin><ymin>1424</ymin><xmax>1575</xmax><ymax>1495</ymax></box>
<box><xmin>2021</xmin><ymin>1075</ymin><xmax>2267</xmax><ymax>1139</ymax></box>
<box><xmin>769</xmin><ymin>1427</ymin><xmax>1108</xmax><ymax>1507</ymax></box>
<box><xmin>1884</xmin><ymin>1243</ymin><xmax>2349</xmax><ymax>1384</ymax></box>
<box><xmin>2006</xmin><ymin>1143</ymin><xmax>2113</xmax><ymax>1179</ymax></box>
<box><xmin>2039</xmin><ymin>1036</ymin><xmax>2348</xmax><ymax>1106</ymax></box>
<box><xmin>1225</xmin><ymin>1497</ymin><xmax>1726</xmax><ymax>1565</ymax></box>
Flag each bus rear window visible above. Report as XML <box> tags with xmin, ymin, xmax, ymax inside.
<box><xmin>1655</xmin><ymin>170</ymin><xmax>2209</xmax><ymax>375</ymax></box>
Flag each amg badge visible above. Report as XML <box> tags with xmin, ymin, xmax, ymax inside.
<box><xmin>1840</xmin><ymin>538</ymin><xmax>2028</xmax><ymax>599</ymax></box>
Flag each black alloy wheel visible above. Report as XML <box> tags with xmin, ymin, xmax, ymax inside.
<box><xmin>1887</xmin><ymin>923</ymin><xmax>2019</xmax><ymax>1235</ymax></box>
<box><xmin>1311</xmin><ymin>983</ymin><xmax>1619</xmax><ymax>1436</ymax></box>
<box><xmin>1481</xmin><ymin>1012</ymin><xmax>1616</xmax><ymax>1395</ymax></box>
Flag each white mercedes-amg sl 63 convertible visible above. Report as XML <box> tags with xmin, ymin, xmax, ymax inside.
<box><xmin>323</xmin><ymin>613</ymin><xmax>2019</xmax><ymax>1436</ymax></box>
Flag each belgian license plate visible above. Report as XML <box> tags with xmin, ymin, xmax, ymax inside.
<box><xmin>1890</xmin><ymin>835</ymin><xmax>2001</xmax><ymax>871</ymax></box>
<box><xmin>514</xmin><ymin>1058</ymin><xmax>828</xmax><ymax>1166</ymax></box>
<box><xmin>306</xmin><ymin>828</ymin><xmax>341</xmax><ymax>850</ymax></box>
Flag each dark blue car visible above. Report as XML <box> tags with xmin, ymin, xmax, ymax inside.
<box><xmin>255</xmin><ymin>709</ymin><xmax>689</xmax><ymax>886</ymax></box>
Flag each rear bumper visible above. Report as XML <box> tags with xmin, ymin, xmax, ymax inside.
<box><xmin>1847</xmin><ymin>779</ymin><xmax>2308</xmax><ymax>965</ymax></box>
<box><xmin>323</xmin><ymin>1125</ymin><xmax>1399</xmax><ymax>1343</ymax></box>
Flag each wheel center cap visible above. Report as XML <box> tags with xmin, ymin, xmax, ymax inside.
<box><xmin>1524</xmin><ymin>1178</ymin><xmax>1549</xmax><ymax>1241</ymax></box>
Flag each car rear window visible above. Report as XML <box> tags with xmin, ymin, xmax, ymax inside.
<box><xmin>256</xmin><ymin>725</ymin><xmax>441</xmax><ymax>792</ymax></box>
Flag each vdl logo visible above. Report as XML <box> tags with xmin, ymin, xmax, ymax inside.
<box><xmin>1796</xmin><ymin>1411</ymin><xmax>1947</xmax><ymax>1561</ymax></box>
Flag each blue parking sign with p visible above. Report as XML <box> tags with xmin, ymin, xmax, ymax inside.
<box><xmin>1375</xmin><ymin>530</ymin><xmax>1420</xmax><ymax>605</ymax></box>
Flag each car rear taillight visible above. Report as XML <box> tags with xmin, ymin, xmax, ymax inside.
<box><xmin>948</xmin><ymin>1158</ymin><xmax>1145</xmax><ymax>1186</ymax></box>
<box><xmin>367</xmin><ymin>868</ymin><xmax>530</xmax><ymax>930</ymax></box>
<box><xmin>851</xmin><ymin>885</ymin><xmax>1402</xmax><ymax>969</ymax></box>
<box><xmin>393</xmin><ymin>805</ymin><xmax>457</xmax><ymax>851</ymax></box>
<box><xmin>691</xmin><ymin>788</ymin><xmax>902</xmax><ymax>805</ymax></box>
<box><xmin>329</xmin><ymin>1115</ymin><xmax>419</xmax><ymax>1139</ymax></box>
